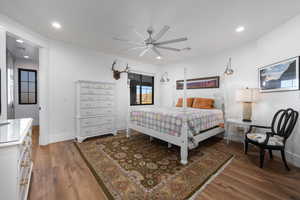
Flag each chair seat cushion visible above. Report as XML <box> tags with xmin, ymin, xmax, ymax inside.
<box><xmin>246</xmin><ymin>133</ymin><xmax>284</xmax><ymax>146</ymax></box>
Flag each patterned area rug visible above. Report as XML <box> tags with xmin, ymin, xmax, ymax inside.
<box><xmin>75</xmin><ymin>131</ymin><xmax>233</xmax><ymax>200</ymax></box>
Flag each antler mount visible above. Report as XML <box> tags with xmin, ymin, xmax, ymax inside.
<box><xmin>111</xmin><ymin>60</ymin><xmax>129</xmax><ymax>80</ymax></box>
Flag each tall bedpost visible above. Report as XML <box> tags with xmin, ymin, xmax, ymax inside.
<box><xmin>126</xmin><ymin>74</ymin><xmax>131</xmax><ymax>138</ymax></box>
<box><xmin>183</xmin><ymin>68</ymin><xmax>187</xmax><ymax>111</ymax></box>
<box><xmin>180</xmin><ymin>67</ymin><xmax>188</xmax><ymax>165</ymax></box>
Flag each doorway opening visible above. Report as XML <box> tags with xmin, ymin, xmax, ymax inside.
<box><xmin>6</xmin><ymin>32</ymin><xmax>40</xmax><ymax>134</ymax></box>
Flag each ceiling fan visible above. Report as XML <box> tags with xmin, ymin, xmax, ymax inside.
<box><xmin>113</xmin><ymin>25</ymin><xmax>191</xmax><ymax>59</ymax></box>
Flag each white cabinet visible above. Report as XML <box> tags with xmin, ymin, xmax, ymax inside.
<box><xmin>0</xmin><ymin>118</ymin><xmax>33</xmax><ymax>200</ymax></box>
<box><xmin>76</xmin><ymin>80</ymin><xmax>117</xmax><ymax>142</ymax></box>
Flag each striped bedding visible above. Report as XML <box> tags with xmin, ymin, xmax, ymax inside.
<box><xmin>130</xmin><ymin>106</ymin><xmax>224</xmax><ymax>137</ymax></box>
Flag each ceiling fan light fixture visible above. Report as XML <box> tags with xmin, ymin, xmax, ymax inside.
<box><xmin>156</xmin><ymin>56</ymin><xmax>162</xmax><ymax>60</ymax></box>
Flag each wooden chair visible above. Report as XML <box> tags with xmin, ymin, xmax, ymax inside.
<box><xmin>245</xmin><ymin>108</ymin><xmax>298</xmax><ymax>170</ymax></box>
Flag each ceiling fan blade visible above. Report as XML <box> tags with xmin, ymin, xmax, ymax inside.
<box><xmin>112</xmin><ymin>37</ymin><xmax>144</xmax><ymax>46</ymax></box>
<box><xmin>133</xmin><ymin>29</ymin><xmax>145</xmax><ymax>41</ymax></box>
<box><xmin>139</xmin><ymin>47</ymin><xmax>150</xmax><ymax>57</ymax></box>
<box><xmin>156</xmin><ymin>46</ymin><xmax>181</xmax><ymax>52</ymax></box>
<box><xmin>153</xmin><ymin>25</ymin><xmax>170</xmax><ymax>41</ymax></box>
<box><xmin>152</xmin><ymin>47</ymin><xmax>162</xmax><ymax>57</ymax></box>
<box><xmin>154</xmin><ymin>37</ymin><xmax>188</xmax><ymax>46</ymax></box>
<box><xmin>119</xmin><ymin>46</ymin><xmax>147</xmax><ymax>52</ymax></box>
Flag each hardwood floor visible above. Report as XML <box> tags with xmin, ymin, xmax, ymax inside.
<box><xmin>29</xmin><ymin>127</ymin><xmax>108</xmax><ymax>200</ymax></box>
<box><xmin>29</xmin><ymin>128</ymin><xmax>300</xmax><ymax>200</ymax></box>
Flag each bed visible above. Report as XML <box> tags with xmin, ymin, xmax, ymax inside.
<box><xmin>126</xmin><ymin>68</ymin><xmax>224</xmax><ymax>164</ymax></box>
<box><xmin>127</xmin><ymin>105</ymin><xmax>224</xmax><ymax>164</ymax></box>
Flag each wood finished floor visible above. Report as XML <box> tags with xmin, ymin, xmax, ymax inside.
<box><xmin>29</xmin><ymin>128</ymin><xmax>300</xmax><ymax>200</ymax></box>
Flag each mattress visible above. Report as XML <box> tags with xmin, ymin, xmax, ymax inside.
<box><xmin>130</xmin><ymin>106</ymin><xmax>224</xmax><ymax>137</ymax></box>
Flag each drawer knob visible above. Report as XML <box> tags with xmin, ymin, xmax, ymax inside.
<box><xmin>21</xmin><ymin>161</ymin><xmax>30</xmax><ymax>168</ymax></box>
<box><xmin>20</xmin><ymin>178</ymin><xmax>29</xmax><ymax>186</ymax></box>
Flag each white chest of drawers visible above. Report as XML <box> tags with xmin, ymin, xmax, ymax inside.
<box><xmin>0</xmin><ymin>118</ymin><xmax>33</xmax><ymax>200</ymax></box>
<box><xmin>75</xmin><ymin>80</ymin><xmax>117</xmax><ymax>142</ymax></box>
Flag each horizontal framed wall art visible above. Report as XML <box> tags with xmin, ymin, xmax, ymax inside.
<box><xmin>176</xmin><ymin>76</ymin><xmax>219</xmax><ymax>90</ymax></box>
<box><xmin>258</xmin><ymin>56</ymin><xmax>300</xmax><ymax>92</ymax></box>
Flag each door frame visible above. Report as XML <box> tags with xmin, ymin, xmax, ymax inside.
<box><xmin>0</xmin><ymin>25</ymin><xmax>50</xmax><ymax>145</ymax></box>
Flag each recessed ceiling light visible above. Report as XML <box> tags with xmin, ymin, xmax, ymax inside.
<box><xmin>156</xmin><ymin>56</ymin><xmax>162</xmax><ymax>60</ymax></box>
<box><xmin>16</xmin><ymin>39</ymin><xmax>24</xmax><ymax>44</ymax></box>
<box><xmin>24</xmin><ymin>56</ymin><xmax>29</xmax><ymax>59</ymax></box>
<box><xmin>235</xmin><ymin>26</ymin><xmax>245</xmax><ymax>33</ymax></box>
<box><xmin>51</xmin><ymin>21</ymin><xmax>62</xmax><ymax>29</ymax></box>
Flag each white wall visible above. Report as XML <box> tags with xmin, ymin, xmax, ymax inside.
<box><xmin>0</xmin><ymin>13</ymin><xmax>160</xmax><ymax>144</ymax></box>
<box><xmin>159</xmin><ymin>58</ymin><xmax>223</xmax><ymax>108</ymax></box>
<box><xmin>14</xmin><ymin>58</ymin><xmax>39</xmax><ymax>126</ymax></box>
<box><xmin>160</xmin><ymin>14</ymin><xmax>300</xmax><ymax>167</ymax></box>
<box><xmin>47</xmin><ymin>40</ymin><xmax>160</xmax><ymax>143</ymax></box>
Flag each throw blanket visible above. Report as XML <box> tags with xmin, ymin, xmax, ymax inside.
<box><xmin>130</xmin><ymin>106</ymin><xmax>224</xmax><ymax>138</ymax></box>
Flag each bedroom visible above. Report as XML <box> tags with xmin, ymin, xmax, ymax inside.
<box><xmin>0</xmin><ymin>0</ymin><xmax>299</xmax><ymax>199</ymax></box>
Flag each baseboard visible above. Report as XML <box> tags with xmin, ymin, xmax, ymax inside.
<box><xmin>50</xmin><ymin>133</ymin><xmax>75</xmax><ymax>144</ymax></box>
<box><xmin>286</xmin><ymin>151</ymin><xmax>300</xmax><ymax>168</ymax></box>
<box><xmin>116</xmin><ymin>125</ymin><xmax>127</xmax><ymax>131</ymax></box>
<box><xmin>49</xmin><ymin>128</ymin><xmax>127</xmax><ymax>144</ymax></box>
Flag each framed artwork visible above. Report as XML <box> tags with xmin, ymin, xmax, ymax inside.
<box><xmin>259</xmin><ymin>57</ymin><xmax>300</xmax><ymax>92</ymax></box>
<box><xmin>176</xmin><ymin>76</ymin><xmax>219</xmax><ymax>90</ymax></box>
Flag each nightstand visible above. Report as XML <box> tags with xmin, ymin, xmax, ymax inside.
<box><xmin>225</xmin><ymin>118</ymin><xmax>254</xmax><ymax>144</ymax></box>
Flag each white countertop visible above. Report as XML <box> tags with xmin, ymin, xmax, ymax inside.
<box><xmin>0</xmin><ymin>118</ymin><xmax>33</xmax><ymax>147</ymax></box>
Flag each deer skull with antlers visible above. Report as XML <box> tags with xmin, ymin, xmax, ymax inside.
<box><xmin>111</xmin><ymin>60</ymin><xmax>130</xmax><ymax>80</ymax></box>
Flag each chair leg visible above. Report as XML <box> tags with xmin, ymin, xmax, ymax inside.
<box><xmin>280</xmin><ymin>150</ymin><xmax>290</xmax><ymax>171</ymax></box>
<box><xmin>260</xmin><ymin>149</ymin><xmax>265</xmax><ymax>168</ymax></box>
<box><xmin>244</xmin><ymin>141</ymin><xmax>248</xmax><ymax>154</ymax></box>
<box><xmin>269</xmin><ymin>150</ymin><xmax>273</xmax><ymax>159</ymax></box>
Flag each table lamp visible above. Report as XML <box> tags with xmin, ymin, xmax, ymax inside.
<box><xmin>235</xmin><ymin>88</ymin><xmax>259</xmax><ymax>122</ymax></box>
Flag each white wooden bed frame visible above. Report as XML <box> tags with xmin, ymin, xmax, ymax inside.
<box><xmin>126</xmin><ymin>68</ymin><xmax>224</xmax><ymax>165</ymax></box>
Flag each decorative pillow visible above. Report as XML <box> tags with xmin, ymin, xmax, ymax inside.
<box><xmin>176</xmin><ymin>98</ymin><xmax>194</xmax><ymax>107</ymax></box>
<box><xmin>192</xmin><ymin>98</ymin><xmax>214</xmax><ymax>109</ymax></box>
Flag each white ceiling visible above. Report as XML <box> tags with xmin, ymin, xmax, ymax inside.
<box><xmin>6</xmin><ymin>34</ymin><xmax>39</xmax><ymax>62</ymax></box>
<box><xmin>1</xmin><ymin>0</ymin><xmax>300</xmax><ymax>64</ymax></box>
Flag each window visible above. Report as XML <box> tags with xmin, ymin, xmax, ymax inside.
<box><xmin>18</xmin><ymin>69</ymin><xmax>37</xmax><ymax>104</ymax></box>
<box><xmin>128</xmin><ymin>73</ymin><xmax>154</xmax><ymax>105</ymax></box>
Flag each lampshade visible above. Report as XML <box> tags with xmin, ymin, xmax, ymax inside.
<box><xmin>236</xmin><ymin>88</ymin><xmax>259</xmax><ymax>103</ymax></box>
